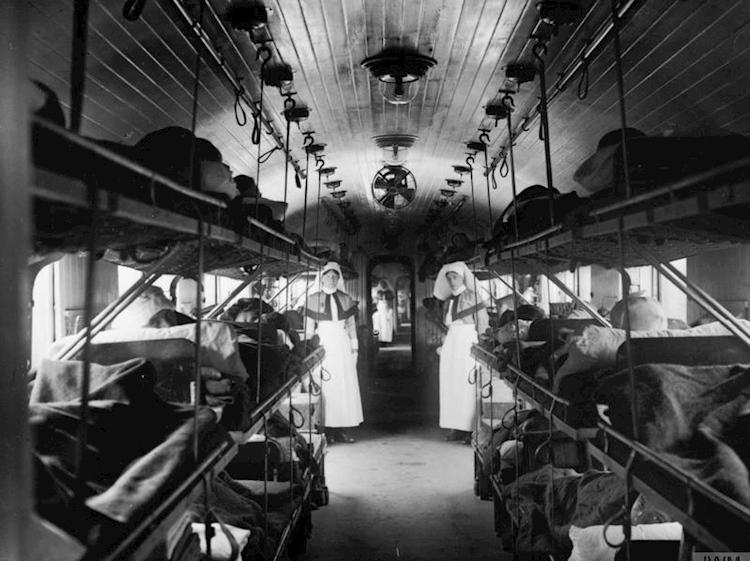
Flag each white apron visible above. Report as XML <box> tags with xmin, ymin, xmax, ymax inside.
<box><xmin>317</xmin><ymin>320</ymin><xmax>364</xmax><ymax>427</ymax></box>
<box><xmin>439</xmin><ymin>323</ymin><xmax>478</xmax><ymax>431</ymax></box>
<box><xmin>373</xmin><ymin>299</ymin><xmax>394</xmax><ymax>343</ymax></box>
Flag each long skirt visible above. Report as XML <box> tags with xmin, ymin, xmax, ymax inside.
<box><xmin>372</xmin><ymin>302</ymin><xmax>394</xmax><ymax>343</ymax></box>
<box><xmin>317</xmin><ymin>320</ymin><xmax>364</xmax><ymax>427</ymax></box>
<box><xmin>439</xmin><ymin>323</ymin><xmax>478</xmax><ymax>431</ymax></box>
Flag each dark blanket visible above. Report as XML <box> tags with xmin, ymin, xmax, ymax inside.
<box><xmin>596</xmin><ymin>363</ymin><xmax>750</xmax><ymax>506</ymax></box>
<box><xmin>503</xmin><ymin>468</ymin><xmax>629</xmax><ymax>555</ymax></box>
<box><xmin>30</xmin><ymin>358</ymin><xmax>229</xmax><ymax>547</ymax></box>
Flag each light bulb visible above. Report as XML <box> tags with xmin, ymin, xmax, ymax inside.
<box><xmin>379</xmin><ymin>78</ymin><xmax>419</xmax><ymax>105</ymax></box>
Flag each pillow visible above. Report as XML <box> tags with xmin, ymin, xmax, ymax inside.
<box><xmin>554</xmin><ymin>320</ymin><xmax>750</xmax><ymax>392</ymax></box>
<box><xmin>191</xmin><ymin>522</ymin><xmax>251</xmax><ymax>561</ymax></box>
<box><xmin>568</xmin><ymin>523</ymin><xmax>682</xmax><ymax>561</ymax></box>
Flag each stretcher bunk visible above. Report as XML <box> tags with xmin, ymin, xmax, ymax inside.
<box><xmin>487</xmin><ymin>164</ymin><xmax>750</xmax><ymax>276</ymax></box>
<box><xmin>33</xmin><ymin>166</ymin><xmax>322</xmax><ymax>280</ymax></box>
<box><xmin>230</xmin><ymin>346</ymin><xmax>325</xmax><ymax>444</ymax></box>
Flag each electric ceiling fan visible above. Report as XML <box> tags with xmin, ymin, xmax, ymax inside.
<box><xmin>371</xmin><ymin>165</ymin><xmax>417</xmax><ymax>210</ymax></box>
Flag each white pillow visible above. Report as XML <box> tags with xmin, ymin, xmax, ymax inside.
<box><xmin>191</xmin><ymin>522</ymin><xmax>251</xmax><ymax>561</ymax></box>
<box><xmin>568</xmin><ymin>523</ymin><xmax>682</xmax><ymax>561</ymax></box>
<box><xmin>554</xmin><ymin>320</ymin><xmax>750</xmax><ymax>392</ymax></box>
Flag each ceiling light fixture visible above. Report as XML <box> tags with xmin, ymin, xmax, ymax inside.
<box><xmin>362</xmin><ymin>47</ymin><xmax>437</xmax><ymax>105</ymax></box>
<box><xmin>373</xmin><ymin>133</ymin><xmax>418</xmax><ymax>164</ymax></box>
<box><xmin>445</xmin><ymin>179</ymin><xmax>463</xmax><ymax>188</ymax></box>
<box><xmin>325</xmin><ymin>180</ymin><xmax>342</xmax><ymax>190</ymax></box>
<box><xmin>319</xmin><ymin>166</ymin><xmax>337</xmax><ymax>177</ymax></box>
<box><xmin>330</xmin><ymin>190</ymin><xmax>347</xmax><ymax>199</ymax></box>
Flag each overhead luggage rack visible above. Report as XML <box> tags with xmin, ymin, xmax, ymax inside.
<box><xmin>487</xmin><ymin>167</ymin><xmax>750</xmax><ymax>275</ymax></box>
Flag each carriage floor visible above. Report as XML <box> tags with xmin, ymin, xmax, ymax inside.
<box><xmin>301</xmin><ymin>332</ymin><xmax>509</xmax><ymax>561</ymax></box>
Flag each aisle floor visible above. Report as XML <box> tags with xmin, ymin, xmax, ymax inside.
<box><xmin>302</xmin><ymin>333</ymin><xmax>509</xmax><ymax>561</ymax></box>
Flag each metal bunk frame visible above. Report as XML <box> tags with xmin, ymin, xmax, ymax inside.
<box><xmin>472</xmin><ymin>1</ymin><xmax>750</xmax><ymax>556</ymax></box>
<box><xmin>474</xmin><ymin>168</ymin><xmax>750</xmax><ymax>553</ymax></box>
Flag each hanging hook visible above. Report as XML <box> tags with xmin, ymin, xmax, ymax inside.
<box><xmin>283</xmin><ymin>95</ymin><xmax>297</xmax><ymax>112</ymax></box>
<box><xmin>234</xmin><ymin>85</ymin><xmax>247</xmax><ymax>126</ymax></box>
<box><xmin>502</xmin><ymin>92</ymin><xmax>515</xmax><ymax>110</ymax></box>
<box><xmin>532</xmin><ymin>40</ymin><xmax>548</xmax><ymax>63</ymax></box>
<box><xmin>602</xmin><ymin>505</ymin><xmax>629</xmax><ymax>548</ymax></box>
<box><xmin>499</xmin><ymin>153</ymin><xmax>509</xmax><ymax>178</ymax></box>
<box><xmin>480</xmin><ymin>379</ymin><xmax>493</xmax><ymax>399</ymax></box>
<box><xmin>303</xmin><ymin>132</ymin><xmax>315</xmax><ymax>146</ymax></box>
<box><xmin>500</xmin><ymin>404</ymin><xmax>518</xmax><ymax>430</ymax></box>
<box><xmin>465</xmin><ymin>155</ymin><xmax>475</xmax><ymax>169</ymax></box>
<box><xmin>315</xmin><ymin>156</ymin><xmax>326</xmax><ymax>171</ymax></box>
<box><xmin>320</xmin><ymin>366</ymin><xmax>331</xmax><ymax>382</ymax></box>
<box><xmin>256</xmin><ymin>45</ymin><xmax>272</xmax><ymax>65</ymax></box>
<box><xmin>468</xmin><ymin>366</ymin><xmax>478</xmax><ymax>385</ymax></box>
<box><xmin>520</xmin><ymin>116</ymin><xmax>532</xmax><ymax>132</ymax></box>
<box><xmin>479</xmin><ymin>131</ymin><xmax>491</xmax><ymax>146</ymax></box>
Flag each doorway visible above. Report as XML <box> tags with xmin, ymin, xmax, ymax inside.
<box><xmin>366</xmin><ymin>256</ymin><xmax>416</xmax><ymax>372</ymax></box>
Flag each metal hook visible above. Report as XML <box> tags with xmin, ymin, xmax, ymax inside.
<box><xmin>480</xmin><ymin>379</ymin><xmax>493</xmax><ymax>399</ymax></box>
<box><xmin>320</xmin><ymin>366</ymin><xmax>331</xmax><ymax>382</ymax></box>
<box><xmin>290</xmin><ymin>404</ymin><xmax>305</xmax><ymax>429</ymax></box>
<box><xmin>479</xmin><ymin>131</ymin><xmax>491</xmax><ymax>145</ymax></box>
<box><xmin>500</xmin><ymin>405</ymin><xmax>518</xmax><ymax>430</ymax></box>
<box><xmin>234</xmin><ymin>86</ymin><xmax>248</xmax><ymax>126</ymax></box>
<box><xmin>283</xmin><ymin>95</ymin><xmax>297</xmax><ymax>111</ymax></box>
<box><xmin>303</xmin><ymin>132</ymin><xmax>315</xmax><ymax>146</ymax></box>
<box><xmin>256</xmin><ymin>45</ymin><xmax>272</xmax><ymax>65</ymax></box>
<box><xmin>499</xmin><ymin>153</ymin><xmax>509</xmax><ymax>178</ymax></box>
<box><xmin>465</xmin><ymin>155</ymin><xmax>475</xmax><ymax>168</ymax></box>
<box><xmin>315</xmin><ymin>157</ymin><xmax>326</xmax><ymax>171</ymax></box>
<box><xmin>602</xmin><ymin>505</ymin><xmax>629</xmax><ymax>548</ymax></box>
<box><xmin>468</xmin><ymin>366</ymin><xmax>478</xmax><ymax>385</ymax></box>
<box><xmin>532</xmin><ymin>40</ymin><xmax>548</xmax><ymax>62</ymax></box>
<box><xmin>502</xmin><ymin>93</ymin><xmax>515</xmax><ymax>109</ymax></box>
<box><xmin>520</xmin><ymin>116</ymin><xmax>532</xmax><ymax>132</ymax></box>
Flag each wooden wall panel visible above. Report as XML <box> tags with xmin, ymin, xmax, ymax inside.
<box><xmin>686</xmin><ymin>245</ymin><xmax>750</xmax><ymax>324</ymax></box>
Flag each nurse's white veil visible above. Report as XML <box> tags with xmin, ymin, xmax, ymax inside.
<box><xmin>315</xmin><ymin>261</ymin><xmax>346</xmax><ymax>293</ymax></box>
<box><xmin>433</xmin><ymin>261</ymin><xmax>483</xmax><ymax>301</ymax></box>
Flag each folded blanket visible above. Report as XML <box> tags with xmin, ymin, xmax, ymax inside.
<box><xmin>191</xmin><ymin>522</ymin><xmax>251</xmax><ymax>561</ymax></box>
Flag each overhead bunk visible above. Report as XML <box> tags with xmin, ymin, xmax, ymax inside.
<box><xmin>31</xmin><ymin>121</ymin><xmax>323</xmax><ymax>280</ymax></box>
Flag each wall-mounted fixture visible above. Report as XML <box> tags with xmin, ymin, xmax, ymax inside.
<box><xmin>372</xmin><ymin>165</ymin><xmax>417</xmax><ymax>210</ymax></box>
<box><xmin>445</xmin><ymin>179</ymin><xmax>463</xmax><ymax>189</ymax></box>
<box><xmin>319</xmin><ymin>167</ymin><xmax>337</xmax><ymax>177</ymax></box>
<box><xmin>440</xmin><ymin>189</ymin><xmax>457</xmax><ymax>198</ymax></box>
<box><xmin>536</xmin><ymin>1</ymin><xmax>583</xmax><ymax>26</ymax></box>
<box><xmin>262</xmin><ymin>63</ymin><xmax>293</xmax><ymax>92</ymax></box>
<box><xmin>373</xmin><ymin>133</ymin><xmax>418</xmax><ymax>164</ymax></box>
<box><xmin>325</xmin><ymin>180</ymin><xmax>342</xmax><ymax>190</ymax></box>
<box><xmin>452</xmin><ymin>165</ymin><xmax>471</xmax><ymax>176</ymax></box>
<box><xmin>225</xmin><ymin>0</ymin><xmax>269</xmax><ymax>31</ymax></box>
<box><xmin>330</xmin><ymin>190</ymin><xmax>347</xmax><ymax>200</ymax></box>
<box><xmin>362</xmin><ymin>47</ymin><xmax>436</xmax><ymax>105</ymax></box>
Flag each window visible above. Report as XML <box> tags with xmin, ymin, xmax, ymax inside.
<box><xmin>31</xmin><ymin>262</ymin><xmax>61</xmax><ymax>368</ymax></box>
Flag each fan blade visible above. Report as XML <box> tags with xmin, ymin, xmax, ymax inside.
<box><xmin>390</xmin><ymin>166</ymin><xmax>409</xmax><ymax>185</ymax></box>
<box><xmin>378</xmin><ymin>192</ymin><xmax>395</xmax><ymax>207</ymax></box>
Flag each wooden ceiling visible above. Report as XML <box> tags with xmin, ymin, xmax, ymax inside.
<box><xmin>27</xmin><ymin>0</ymin><xmax>750</xmax><ymax>249</ymax></box>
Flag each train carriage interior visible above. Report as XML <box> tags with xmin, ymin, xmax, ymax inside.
<box><xmin>4</xmin><ymin>0</ymin><xmax>750</xmax><ymax>560</ymax></box>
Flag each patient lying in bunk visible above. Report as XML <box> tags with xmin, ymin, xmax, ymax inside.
<box><xmin>30</xmin><ymin>356</ymin><xmax>231</xmax><ymax>553</ymax></box>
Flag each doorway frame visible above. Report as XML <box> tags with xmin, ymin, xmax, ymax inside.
<box><xmin>366</xmin><ymin>255</ymin><xmax>417</xmax><ymax>374</ymax></box>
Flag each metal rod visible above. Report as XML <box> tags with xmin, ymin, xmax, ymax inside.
<box><xmin>611</xmin><ymin>0</ymin><xmax>633</xmax><ymax>200</ymax></box>
<box><xmin>528</xmin><ymin>264</ymin><xmax>611</xmax><ymax>327</ymax></box>
<box><xmin>169</xmin><ymin>0</ymin><xmax>306</xmax><ymax>181</ymax></box>
<box><xmin>205</xmin><ymin>276</ymin><xmax>254</xmax><ymax>319</ymax></box>
<box><xmin>638</xmin><ymin>248</ymin><xmax>750</xmax><ymax>347</ymax></box>
<box><xmin>69</xmin><ymin>0</ymin><xmax>90</xmax><ymax>133</ymax></box>
<box><xmin>488</xmin><ymin>269</ymin><xmax>534</xmax><ymax>306</ymax></box>
<box><xmin>54</xmin><ymin>252</ymin><xmax>174</xmax><ymax>359</ymax></box>
<box><xmin>485</xmin><ymin>0</ymin><xmax>641</xmax><ymax>177</ymax></box>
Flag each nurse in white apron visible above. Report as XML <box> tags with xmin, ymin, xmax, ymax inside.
<box><xmin>434</xmin><ymin>261</ymin><xmax>489</xmax><ymax>443</ymax></box>
<box><xmin>303</xmin><ymin>262</ymin><xmax>364</xmax><ymax>443</ymax></box>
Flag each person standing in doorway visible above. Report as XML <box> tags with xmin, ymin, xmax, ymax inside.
<box><xmin>434</xmin><ymin>261</ymin><xmax>489</xmax><ymax>444</ymax></box>
<box><xmin>303</xmin><ymin>262</ymin><xmax>363</xmax><ymax>443</ymax></box>
<box><xmin>372</xmin><ymin>279</ymin><xmax>395</xmax><ymax>345</ymax></box>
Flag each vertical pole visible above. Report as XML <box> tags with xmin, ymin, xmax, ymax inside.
<box><xmin>0</xmin><ymin>2</ymin><xmax>32</xmax><ymax>560</ymax></box>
